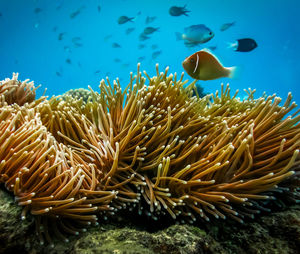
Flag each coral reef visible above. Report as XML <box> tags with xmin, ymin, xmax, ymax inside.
<box><xmin>0</xmin><ymin>65</ymin><xmax>299</xmax><ymax>246</ymax></box>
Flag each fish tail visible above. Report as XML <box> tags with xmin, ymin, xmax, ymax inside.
<box><xmin>175</xmin><ymin>32</ymin><xmax>183</xmax><ymax>41</ymax></box>
<box><xmin>227</xmin><ymin>41</ymin><xmax>238</xmax><ymax>50</ymax></box>
<box><xmin>227</xmin><ymin>66</ymin><xmax>241</xmax><ymax>79</ymax></box>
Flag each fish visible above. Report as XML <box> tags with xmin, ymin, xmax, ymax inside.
<box><xmin>145</xmin><ymin>16</ymin><xmax>156</xmax><ymax>24</ymax></box>
<box><xmin>125</xmin><ymin>27</ymin><xmax>135</xmax><ymax>35</ymax></box>
<box><xmin>66</xmin><ymin>58</ymin><xmax>72</xmax><ymax>64</ymax></box>
<box><xmin>169</xmin><ymin>5</ymin><xmax>190</xmax><ymax>16</ymax></box>
<box><xmin>143</xmin><ymin>27</ymin><xmax>159</xmax><ymax>35</ymax></box>
<box><xmin>220</xmin><ymin>22</ymin><xmax>235</xmax><ymax>31</ymax></box>
<box><xmin>97</xmin><ymin>5</ymin><xmax>101</xmax><ymax>13</ymax></box>
<box><xmin>118</xmin><ymin>16</ymin><xmax>135</xmax><ymax>24</ymax></box>
<box><xmin>114</xmin><ymin>58</ymin><xmax>121</xmax><ymax>63</ymax></box>
<box><xmin>112</xmin><ymin>42</ymin><xmax>121</xmax><ymax>48</ymax></box>
<box><xmin>192</xmin><ymin>83</ymin><xmax>206</xmax><ymax>98</ymax></box>
<box><xmin>138</xmin><ymin>44</ymin><xmax>146</xmax><ymax>49</ymax></box>
<box><xmin>52</xmin><ymin>26</ymin><xmax>58</xmax><ymax>32</ymax></box>
<box><xmin>72</xmin><ymin>37</ymin><xmax>81</xmax><ymax>43</ymax></box>
<box><xmin>56</xmin><ymin>71</ymin><xmax>62</xmax><ymax>77</ymax></box>
<box><xmin>34</xmin><ymin>8</ymin><xmax>42</xmax><ymax>14</ymax></box>
<box><xmin>152</xmin><ymin>50</ymin><xmax>162</xmax><ymax>59</ymax></box>
<box><xmin>182</xmin><ymin>49</ymin><xmax>236</xmax><ymax>81</ymax></box>
<box><xmin>70</xmin><ymin>6</ymin><xmax>85</xmax><ymax>19</ymax></box>
<box><xmin>208</xmin><ymin>46</ymin><xmax>217</xmax><ymax>51</ymax></box>
<box><xmin>94</xmin><ymin>70</ymin><xmax>101</xmax><ymax>74</ymax></box>
<box><xmin>104</xmin><ymin>34</ymin><xmax>112</xmax><ymax>41</ymax></box>
<box><xmin>74</xmin><ymin>42</ymin><xmax>83</xmax><ymax>47</ymax></box>
<box><xmin>138</xmin><ymin>56</ymin><xmax>145</xmax><ymax>62</ymax></box>
<box><xmin>151</xmin><ymin>44</ymin><xmax>158</xmax><ymax>50</ymax></box>
<box><xmin>58</xmin><ymin>32</ymin><xmax>66</xmax><ymax>41</ymax></box>
<box><xmin>139</xmin><ymin>33</ymin><xmax>150</xmax><ymax>41</ymax></box>
<box><xmin>176</xmin><ymin>25</ymin><xmax>214</xmax><ymax>47</ymax></box>
<box><xmin>228</xmin><ymin>38</ymin><xmax>257</xmax><ymax>52</ymax></box>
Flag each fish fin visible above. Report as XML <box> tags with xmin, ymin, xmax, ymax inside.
<box><xmin>227</xmin><ymin>41</ymin><xmax>238</xmax><ymax>50</ymax></box>
<box><xmin>175</xmin><ymin>32</ymin><xmax>183</xmax><ymax>41</ymax></box>
<box><xmin>227</xmin><ymin>66</ymin><xmax>241</xmax><ymax>79</ymax></box>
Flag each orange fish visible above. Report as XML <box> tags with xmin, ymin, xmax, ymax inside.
<box><xmin>182</xmin><ymin>49</ymin><xmax>236</xmax><ymax>80</ymax></box>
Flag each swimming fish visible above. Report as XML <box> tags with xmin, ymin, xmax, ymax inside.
<box><xmin>169</xmin><ymin>5</ymin><xmax>190</xmax><ymax>16</ymax></box>
<box><xmin>139</xmin><ymin>33</ymin><xmax>150</xmax><ymax>41</ymax></box>
<box><xmin>138</xmin><ymin>44</ymin><xmax>146</xmax><ymax>49</ymax></box>
<box><xmin>143</xmin><ymin>27</ymin><xmax>159</xmax><ymax>35</ymax></box>
<box><xmin>152</xmin><ymin>50</ymin><xmax>162</xmax><ymax>59</ymax></box>
<box><xmin>145</xmin><ymin>16</ymin><xmax>156</xmax><ymax>24</ymax></box>
<box><xmin>228</xmin><ymin>38</ymin><xmax>257</xmax><ymax>52</ymax></box>
<box><xmin>118</xmin><ymin>16</ymin><xmax>135</xmax><ymax>24</ymax></box>
<box><xmin>97</xmin><ymin>5</ymin><xmax>101</xmax><ymax>13</ymax></box>
<box><xmin>65</xmin><ymin>58</ymin><xmax>72</xmax><ymax>64</ymax></box>
<box><xmin>58</xmin><ymin>32</ymin><xmax>66</xmax><ymax>41</ymax></box>
<box><xmin>70</xmin><ymin>6</ymin><xmax>85</xmax><ymax>19</ymax></box>
<box><xmin>182</xmin><ymin>49</ymin><xmax>236</xmax><ymax>80</ymax></box>
<box><xmin>112</xmin><ymin>42</ymin><xmax>121</xmax><ymax>48</ymax></box>
<box><xmin>176</xmin><ymin>24</ymin><xmax>214</xmax><ymax>47</ymax></box>
<box><xmin>125</xmin><ymin>27</ymin><xmax>135</xmax><ymax>35</ymax></box>
<box><xmin>220</xmin><ymin>22</ymin><xmax>235</xmax><ymax>31</ymax></box>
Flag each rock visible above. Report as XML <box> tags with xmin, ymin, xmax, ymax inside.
<box><xmin>0</xmin><ymin>188</ymin><xmax>299</xmax><ymax>254</ymax></box>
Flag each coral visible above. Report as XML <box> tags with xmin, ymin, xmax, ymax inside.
<box><xmin>0</xmin><ymin>64</ymin><xmax>299</xmax><ymax>245</ymax></box>
<box><xmin>62</xmin><ymin>88</ymin><xmax>92</xmax><ymax>104</ymax></box>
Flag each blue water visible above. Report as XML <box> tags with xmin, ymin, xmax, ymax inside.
<box><xmin>0</xmin><ymin>0</ymin><xmax>299</xmax><ymax>106</ymax></box>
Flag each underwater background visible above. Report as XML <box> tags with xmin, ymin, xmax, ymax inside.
<box><xmin>0</xmin><ymin>0</ymin><xmax>299</xmax><ymax>103</ymax></box>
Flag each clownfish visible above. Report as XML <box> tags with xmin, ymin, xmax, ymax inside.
<box><xmin>182</xmin><ymin>49</ymin><xmax>237</xmax><ymax>81</ymax></box>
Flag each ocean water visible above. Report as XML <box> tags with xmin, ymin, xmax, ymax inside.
<box><xmin>0</xmin><ymin>0</ymin><xmax>299</xmax><ymax>106</ymax></box>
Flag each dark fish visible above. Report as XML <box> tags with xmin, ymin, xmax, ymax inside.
<box><xmin>182</xmin><ymin>49</ymin><xmax>236</xmax><ymax>80</ymax></box>
<box><xmin>56</xmin><ymin>71</ymin><xmax>62</xmax><ymax>77</ymax></box>
<box><xmin>208</xmin><ymin>46</ymin><xmax>217</xmax><ymax>51</ymax></box>
<box><xmin>118</xmin><ymin>16</ymin><xmax>135</xmax><ymax>24</ymax></box>
<box><xmin>94</xmin><ymin>70</ymin><xmax>101</xmax><ymax>74</ymax></box>
<box><xmin>151</xmin><ymin>44</ymin><xmax>158</xmax><ymax>50</ymax></box>
<box><xmin>72</xmin><ymin>37</ymin><xmax>81</xmax><ymax>43</ymax></box>
<box><xmin>70</xmin><ymin>6</ymin><xmax>84</xmax><ymax>19</ymax></box>
<box><xmin>34</xmin><ymin>8</ymin><xmax>42</xmax><ymax>14</ymax></box>
<box><xmin>152</xmin><ymin>50</ymin><xmax>162</xmax><ymax>59</ymax></box>
<box><xmin>114</xmin><ymin>58</ymin><xmax>121</xmax><ymax>63</ymax></box>
<box><xmin>220</xmin><ymin>22</ymin><xmax>235</xmax><ymax>32</ymax></box>
<box><xmin>139</xmin><ymin>33</ymin><xmax>150</xmax><ymax>41</ymax></box>
<box><xmin>125</xmin><ymin>27</ymin><xmax>135</xmax><ymax>35</ymax></box>
<box><xmin>169</xmin><ymin>5</ymin><xmax>190</xmax><ymax>16</ymax></box>
<box><xmin>229</xmin><ymin>38</ymin><xmax>257</xmax><ymax>52</ymax></box>
<box><xmin>74</xmin><ymin>42</ymin><xmax>83</xmax><ymax>47</ymax></box>
<box><xmin>66</xmin><ymin>58</ymin><xmax>72</xmax><ymax>64</ymax></box>
<box><xmin>112</xmin><ymin>42</ymin><xmax>121</xmax><ymax>48</ymax></box>
<box><xmin>58</xmin><ymin>32</ymin><xmax>66</xmax><ymax>41</ymax></box>
<box><xmin>176</xmin><ymin>24</ymin><xmax>214</xmax><ymax>47</ymax></box>
<box><xmin>138</xmin><ymin>44</ymin><xmax>146</xmax><ymax>49</ymax></box>
<box><xmin>143</xmin><ymin>27</ymin><xmax>159</xmax><ymax>35</ymax></box>
<box><xmin>138</xmin><ymin>56</ymin><xmax>145</xmax><ymax>62</ymax></box>
<box><xmin>145</xmin><ymin>16</ymin><xmax>156</xmax><ymax>24</ymax></box>
<box><xmin>192</xmin><ymin>83</ymin><xmax>206</xmax><ymax>98</ymax></box>
<box><xmin>97</xmin><ymin>5</ymin><xmax>101</xmax><ymax>13</ymax></box>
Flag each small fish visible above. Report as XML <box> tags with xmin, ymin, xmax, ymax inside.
<box><xmin>56</xmin><ymin>71</ymin><xmax>62</xmax><ymax>77</ymax></box>
<box><xmin>118</xmin><ymin>16</ymin><xmax>135</xmax><ymax>24</ymax></box>
<box><xmin>143</xmin><ymin>27</ymin><xmax>159</xmax><ymax>35</ymax></box>
<box><xmin>192</xmin><ymin>83</ymin><xmax>206</xmax><ymax>98</ymax></box>
<box><xmin>220</xmin><ymin>22</ymin><xmax>235</xmax><ymax>32</ymax></box>
<box><xmin>114</xmin><ymin>58</ymin><xmax>121</xmax><ymax>63</ymax></box>
<box><xmin>208</xmin><ymin>46</ymin><xmax>217</xmax><ymax>51</ymax></box>
<box><xmin>151</xmin><ymin>44</ymin><xmax>158</xmax><ymax>50</ymax></box>
<box><xmin>52</xmin><ymin>26</ymin><xmax>58</xmax><ymax>32</ymax></box>
<box><xmin>104</xmin><ymin>34</ymin><xmax>112</xmax><ymax>41</ymax></box>
<box><xmin>72</xmin><ymin>37</ymin><xmax>81</xmax><ymax>43</ymax></box>
<box><xmin>112</xmin><ymin>42</ymin><xmax>121</xmax><ymax>48</ymax></box>
<box><xmin>145</xmin><ymin>16</ymin><xmax>156</xmax><ymax>24</ymax></box>
<box><xmin>138</xmin><ymin>56</ymin><xmax>145</xmax><ymax>62</ymax></box>
<box><xmin>70</xmin><ymin>6</ymin><xmax>84</xmax><ymax>19</ymax></box>
<box><xmin>138</xmin><ymin>44</ymin><xmax>146</xmax><ymax>49</ymax></box>
<box><xmin>34</xmin><ymin>8</ymin><xmax>42</xmax><ymax>14</ymax></box>
<box><xmin>66</xmin><ymin>58</ymin><xmax>72</xmax><ymax>64</ymax></box>
<box><xmin>97</xmin><ymin>5</ymin><xmax>101</xmax><ymax>13</ymax></box>
<box><xmin>182</xmin><ymin>49</ymin><xmax>236</xmax><ymax>81</ymax></box>
<box><xmin>94</xmin><ymin>70</ymin><xmax>101</xmax><ymax>74</ymax></box>
<box><xmin>64</xmin><ymin>46</ymin><xmax>71</xmax><ymax>52</ymax></box>
<box><xmin>125</xmin><ymin>27</ymin><xmax>135</xmax><ymax>35</ymax></box>
<box><xmin>58</xmin><ymin>32</ymin><xmax>66</xmax><ymax>41</ymax></box>
<box><xmin>228</xmin><ymin>38</ymin><xmax>257</xmax><ymax>52</ymax></box>
<box><xmin>152</xmin><ymin>50</ymin><xmax>162</xmax><ymax>59</ymax></box>
<box><xmin>74</xmin><ymin>42</ymin><xmax>83</xmax><ymax>47</ymax></box>
<box><xmin>169</xmin><ymin>5</ymin><xmax>190</xmax><ymax>17</ymax></box>
<box><xmin>139</xmin><ymin>33</ymin><xmax>150</xmax><ymax>41</ymax></box>
<box><xmin>176</xmin><ymin>24</ymin><xmax>214</xmax><ymax>47</ymax></box>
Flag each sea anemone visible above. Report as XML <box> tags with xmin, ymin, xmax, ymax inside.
<box><xmin>0</xmin><ymin>64</ymin><xmax>299</xmax><ymax>245</ymax></box>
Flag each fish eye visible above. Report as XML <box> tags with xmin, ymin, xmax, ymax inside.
<box><xmin>209</xmin><ymin>32</ymin><xmax>213</xmax><ymax>35</ymax></box>
<box><xmin>190</xmin><ymin>58</ymin><xmax>195</xmax><ymax>63</ymax></box>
